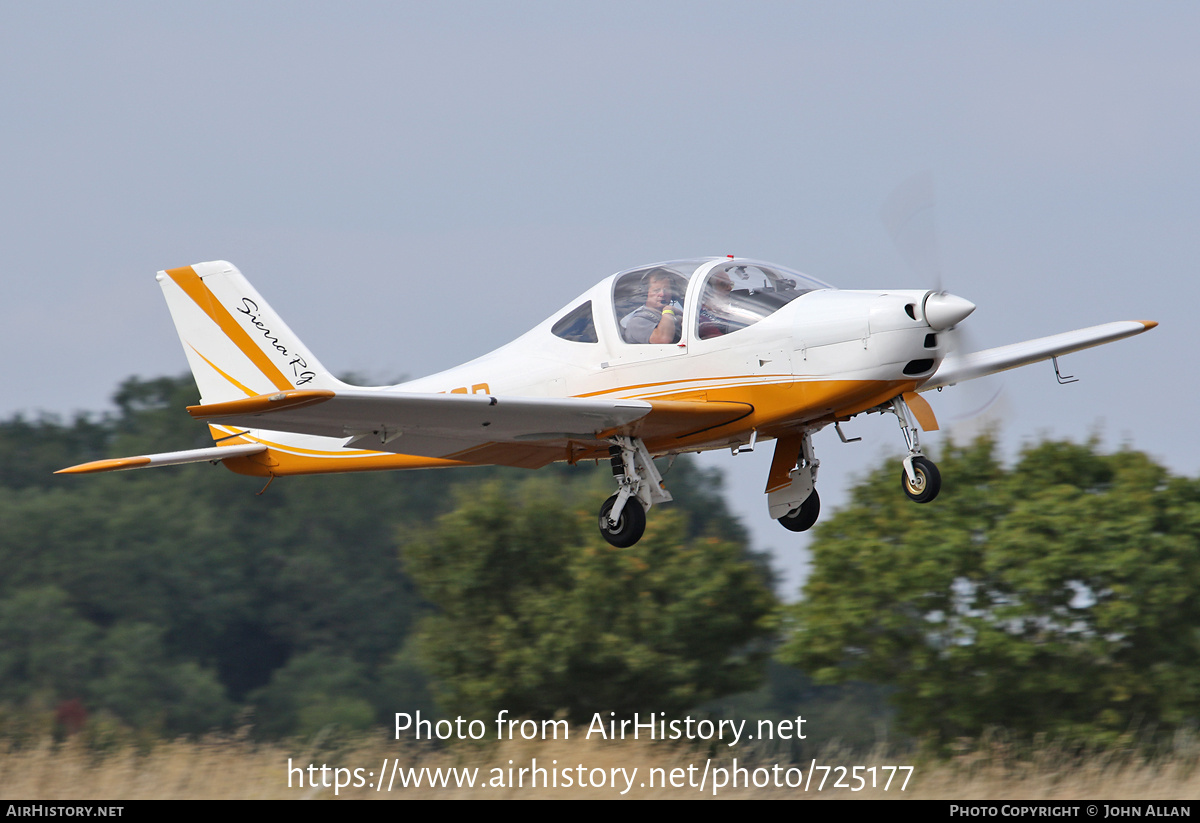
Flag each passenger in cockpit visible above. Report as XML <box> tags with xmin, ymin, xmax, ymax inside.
<box><xmin>698</xmin><ymin>270</ymin><xmax>740</xmax><ymax>338</ymax></box>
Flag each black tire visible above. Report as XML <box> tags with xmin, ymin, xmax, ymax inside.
<box><xmin>901</xmin><ymin>456</ymin><xmax>941</xmax><ymax>503</ymax></box>
<box><xmin>599</xmin><ymin>494</ymin><xmax>647</xmax><ymax>547</ymax></box>
<box><xmin>778</xmin><ymin>489</ymin><xmax>820</xmax><ymax>532</ymax></box>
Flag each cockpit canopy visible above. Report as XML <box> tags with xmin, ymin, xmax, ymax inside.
<box><xmin>550</xmin><ymin>257</ymin><xmax>832</xmax><ymax>346</ymax></box>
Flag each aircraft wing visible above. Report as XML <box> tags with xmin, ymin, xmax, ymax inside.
<box><xmin>921</xmin><ymin>320</ymin><xmax>1156</xmax><ymax>391</ymax></box>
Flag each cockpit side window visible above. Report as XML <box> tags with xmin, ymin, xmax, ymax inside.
<box><xmin>551</xmin><ymin>300</ymin><xmax>598</xmax><ymax>343</ymax></box>
<box><xmin>613</xmin><ymin>268</ymin><xmax>688</xmax><ymax>344</ymax></box>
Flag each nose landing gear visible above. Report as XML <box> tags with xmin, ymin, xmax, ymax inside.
<box><xmin>890</xmin><ymin>394</ymin><xmax>941</xmax><ymax>504</ymax></box>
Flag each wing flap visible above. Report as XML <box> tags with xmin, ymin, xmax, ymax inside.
<box><xmin>922</xmin><ymin>320</ymin><xmax>1156</xmax><ymax>390</ymax></box>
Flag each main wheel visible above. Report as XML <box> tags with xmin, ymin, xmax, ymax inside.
<box><xmin>901</xmin><ymin>456</ymin><xmax>941</xmax><ymax>503</ymax></box>
<box><xmin>599</xmin><ymin>494</ymin><xmax>646</xmax><ymax>547</ymax></box>
<box><xmin>778</xmin><ymin>489</ymin><xmax>820</xmax><ymax>532</ymax></box>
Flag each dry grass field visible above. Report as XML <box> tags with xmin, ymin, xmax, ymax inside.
<box><xmin>2</xmin><ymin>732</ymin><xmax>1198</xmax><ymax>800</ymax></box>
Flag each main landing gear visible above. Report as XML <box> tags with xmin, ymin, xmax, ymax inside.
<box><xmin>598</xmin><ymin>436</ymin><xmax>672</xmax><ymax>547</ymax></box>
<box><xmin>767</xmin><ymin>430</ymin><xmax>821</xmax><ymax>533</ymax></box>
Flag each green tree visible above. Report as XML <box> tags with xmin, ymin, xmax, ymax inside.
<box><xmin>401</xmin><ymin>474</ymin><xmax>776</xmax><ymax>722</ymax></box>
<box><xmin>0</xmin><ymin>587</ymin><xmax>97</xmax><ymax>704</ymax></box>
<box><xmin>779</xmin><ymin>436</ymin><xmax>1200</xmax><ymax>747</ymax></box>
<box><xmin>90</xmin><ymin>622</ymin><xmax>233</xmax><ymax>735</ymax></box>
<box><xmin>249</xmin><ymin>650</ymin><xmax>375</xmax><ymax>739</ymax></box>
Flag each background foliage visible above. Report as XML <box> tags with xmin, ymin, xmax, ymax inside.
<box><xmin>780</xmin><ymin>436</ymin><xmax>1200</xmax><ymax>748</ymax></box>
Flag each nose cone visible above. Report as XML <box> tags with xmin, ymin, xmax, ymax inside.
<box><xmin>923</xmin><ymin>292</ymin><xmax>976</xmax><ymax>330</ymax></box>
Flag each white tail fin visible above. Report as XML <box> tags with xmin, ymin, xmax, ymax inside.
<box><xmin>157</xmin><ymin>261</ymin><xmax>348</xmax><ymax>406</ymax></box>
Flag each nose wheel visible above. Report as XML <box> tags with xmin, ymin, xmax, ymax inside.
<box><xmin>900</xmin><ymin>455</ymin><xmax>941</xmax><ymax>503</ymax></box>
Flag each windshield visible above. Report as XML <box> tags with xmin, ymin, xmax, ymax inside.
<box><xmin>696</xmin><ymin>261</ymin><xmax>828</xmax><ymax>339</ymax></box>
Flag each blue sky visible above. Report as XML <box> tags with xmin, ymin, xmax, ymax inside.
<box><xmin>3</xmin><ymin>2</ymin><xmax>1194</xmax><ymax>593</ymax></box>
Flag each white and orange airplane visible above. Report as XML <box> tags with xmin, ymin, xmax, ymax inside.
<box><xmin>59</xmin><ymin>257</ymin><xmax>1156</xmax><ymax>546</ymax></box>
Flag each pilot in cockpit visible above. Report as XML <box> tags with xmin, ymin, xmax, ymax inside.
<box><xmin>621</xmin><ymin>270</ymin><xmax>683</xmax><ymax>344</ymax></box>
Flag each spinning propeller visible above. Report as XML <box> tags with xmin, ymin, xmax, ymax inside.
<box><xmin>880</xmin><ymin>172</ymin><xmax>1009</xmax><ymax>435</ymax></box>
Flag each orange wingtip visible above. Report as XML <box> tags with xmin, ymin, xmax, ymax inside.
<box><xmin>56</xmin><ymin>456</ymin><xmax>152</xmax><ymax>475</ymax></box>
<box><xmin>187</xmin><ymin>389</ymin><xmax>336</xmax><ymax>420</ymax></box>
<box><xmin>1138</xmin><ymin>320</ymin><xmax>1158</xmax><ymax>330</ymax></box>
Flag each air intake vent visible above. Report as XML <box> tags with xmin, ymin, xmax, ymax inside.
<box><xmin>903</xmin><ymin>359</ymin><xmax>935</xmax><ymax>375</ymax></box>
<box><xmin>924</xmin><ymin>333</ymin><xmax>938</xmax><ymax>348</ymax></box>
<box><xmin>904</xmin><ymin>303</ymin><xmax>916</xmax><ymax>320</ymax></box>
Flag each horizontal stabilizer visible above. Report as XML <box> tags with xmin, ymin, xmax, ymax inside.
<box><xmin>922</xmin><ymin>320</ymin><xmax>1156</xmax><ymax>390</ymax></box>
<box><xmin>56</xmin><ymin>443</ymin><xmax>267</xmax><ymax>475</ymax></box>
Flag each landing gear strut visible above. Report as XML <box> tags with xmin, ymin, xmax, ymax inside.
<box><xmin>598</xmin><ymin>436</ymin><xmax>671</xmax><ymax>547</ymax></box>
<box><xmin>888</xmin><ymin>395</ymin><xmax>941</xmax><ymax>504</ymax></box>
